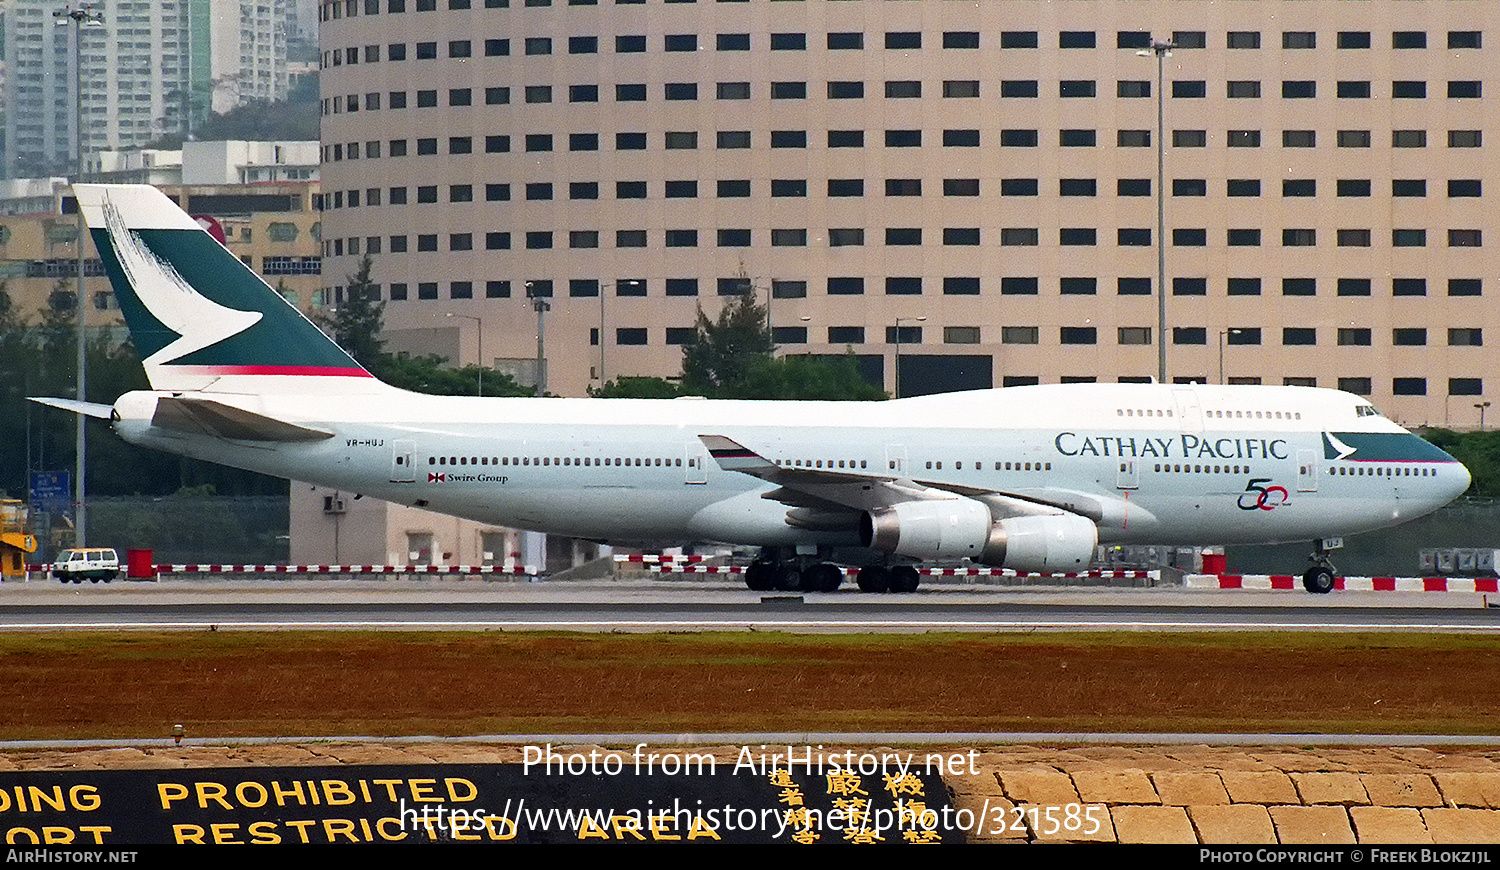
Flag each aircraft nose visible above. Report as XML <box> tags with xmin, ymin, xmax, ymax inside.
<box><xmin>1445</xmin><ymin>460</ymin><xmax>1473</xmax><ymax>501</ymax></box>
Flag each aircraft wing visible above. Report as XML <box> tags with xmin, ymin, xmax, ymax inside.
<box><xmin>698</xmin><ymin>434</ymin><xmax>1085</xmax><ymax>522</ymax></box>
<box><xmin>28</xmin><ymin>397</ymin><xmax>115</xmax><ymax>419</ymax></box>
<box><xmin>151</xmin><ymin>396</ymin><xmax>335</xmax><ymax>442</ymax></box>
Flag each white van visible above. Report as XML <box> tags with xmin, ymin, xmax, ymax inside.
<box><xmin>52</xmin><ymin>548</ymin><xmax>120</xmax><ymax>583</ymax></box>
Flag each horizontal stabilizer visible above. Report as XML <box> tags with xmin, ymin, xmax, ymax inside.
<box><xmin>152</xmin><ymin>396</ymin><xmax>333</xmax><ymax>442</ymax></box>
<box><xmin>28</xmin><ymin>397</ymin><xmax>114</xmax><ymax>419</ymax></box>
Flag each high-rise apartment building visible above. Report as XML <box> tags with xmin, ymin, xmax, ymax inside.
<box><xmin>317</xmin><ymin>0</ymin><xmax>1497</xmax><ymax>427</ymax></box>
<box><xmin>4</xmin><ymin>0</ymin><xmax>291</xmax><ymax>179</ymax></box>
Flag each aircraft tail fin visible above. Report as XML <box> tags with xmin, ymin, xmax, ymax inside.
<box><xmin>75</xmin><ymin>184</ymin><xmax>381</xmax><ymax>394</ymax></box>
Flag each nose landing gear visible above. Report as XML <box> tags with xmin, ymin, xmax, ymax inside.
<box><xmin>1302</xmin><ymin>538</ymin><xmax>1341</xmax><ymax>594</ymax></box>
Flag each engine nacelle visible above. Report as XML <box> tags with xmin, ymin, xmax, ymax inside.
<box><xmin>981</xmin><ymin>513</ymin><xmax>1098</xmax><ymax>573</ymax></box>
<box><xmin>862</xmin><ymin>500</ymin><xmax>1098</xmax><ymax>573</ymax></box>
<box><xmin>861</xmin><ymin>498</ymin><xmax>993</xmax><ymax>562</ymax></box>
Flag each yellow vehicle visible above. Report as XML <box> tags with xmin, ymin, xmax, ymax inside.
<box><xmin>0</xmin><ymin>500</ymin><xmax>37</xmax><ymax>580</ymax></box>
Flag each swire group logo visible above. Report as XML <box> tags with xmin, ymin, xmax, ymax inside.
<box><xmin>429</xmin><ymin>473</ymin><xmax>446</xmax><ymax>482</ymax></box>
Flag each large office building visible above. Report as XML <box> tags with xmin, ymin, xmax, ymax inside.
<box><xmin>317</xmin><ymin>0</ymin><xmax>1496</xmax><ymax>428</ymax></box>
<box><xmin>4</xmin><ymin>0</ymin><xmax>293</xmax><ymax>179</ymax></box>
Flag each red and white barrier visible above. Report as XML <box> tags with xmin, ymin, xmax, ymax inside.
<box><xmin>1186</xmin><ymin>573</ymin><xmax>1500</xmax><ymax>593</ymax></box>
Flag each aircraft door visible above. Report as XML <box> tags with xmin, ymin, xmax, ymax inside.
<box><xmin>1296</xmin><ymin>449</ymin><xmax>1318</xmax><ymax>492</ymax></box>
<box><xmin>1116</xmin><ymin>459</ymin><xmax>1139</xmax><ymax>490</ymax></box>
<box><xmin>886</xmin><ymin>445</ymin><xmax>908</xmax><ymax>475</ymax></box>
<box><xmin>1172</xmin><ymin>389</ymin><xmax>1203</xmax><ymax>432</ymax></box>
<box><xmin>390</xmin><ymin>440</ymin><xmax>416</xmax><ymax>483</ymax></box>
<box><xmin>684</xmin><ymin>441</ymin><xmax>708</xmax><ymax>485</ymax></box>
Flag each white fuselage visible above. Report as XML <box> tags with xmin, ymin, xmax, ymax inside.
<box><xmin>108</xmin><ymin>382</ymin><xmax>1470</xmax><ymax>552</ymax></box>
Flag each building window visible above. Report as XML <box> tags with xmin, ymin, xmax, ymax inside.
<box><xmin>1118</xmin><ymin>327</ymin><xmax>1152</xmax><ymax>345</ymax></box>
<box><xmin>1061</xmin><ymin>277</ymin><xmax>1097</xmax><ymax>295</ymax></box>
<box><xmin>1337</xmin><ymin>278</ymin><xmax>1372</xmax><ymax>297</ymax></box>
<box><xmin>1338</xmin><ymin>328</ymin><xmax>1372</xmax><ymax>346</ymax></box>
<box><xmin>1173</xmin><ymin>278</ymin><xmax>1207</xmax><ymax>296</ymax></box>
<box><xmin>1392</xmin><ymin>130</ymin><xmax>1427</xmax><ymax>148</ymax></box>
<box><xmin>1119</xmin><ymin>278</ymin><xmax>1152</xmax><ymax>296</ymax></box>
<box><xmin>1392</xmin><ymin>229</ymin><xmax>1427</xmax><ymax>247</ymax></box>
<box><xmin>885</xmin><ymin>228</ymin><xmax>922</xmax><ymax>246</ymax></box>
<box><xmin>1338</xmin><ymin>179</ymin><xmax>1372</xmax><ymax>196</ymax></box>
<box><xmin>771</xmin><ymin>280</ymin><xmax>806</xmax><ymax>299</ymax></box>
<box><xmin>1001</xmin><ymin>228</ymin><xmax>1039</xmax><ymax>246</ymax></box>
<box><xmin>944</xmin><ymin>277</ymin><xmax>981</xmax><ymax>296</ymax></box>
<box><xmin>1173</xmin><ymin>229</ymin><xmax>1207</xmax><ymax>247</ymax></box>
<box><xmin>828</xmin><ymin>228</ymin><xmax>865</xmax><ymax>247</ymax></box>
<box><xmin>1450</xmin><ymin>379</ymin><xmax>1483</xmax><ymax>396</ymax></box>
<box><xmin>663</xmin><ymin>230</ymin><xmax>698</xmax><ymax>247</ymax></box>
<box><xmin>827</xmin><ymin>277</ymin><xmax>865</xmax><ymax>295</ymax></box>
<box><xmin>1392</xmin><ymin>378</ymin><xmax>1427</xmax><ymax>396</ymax></box>
<box><xmin>1449</xmin><ymin>230</ymin><xmax>1483</xmax><ymax>247</ymax></box>
<box><xmin>1283</xmin><ymin>328</ymin><xmax>1316</xmax><ymax>346</ymax></box>
<box><xmin>1337</xmin><ymin>230</ymin><xmax>1371</xmax><ymax>247</ymax></box>
<box><xmin>1227</xmin><ymin>278</ymin><xmax>1261</xmax><ymax>296</ymax></box>
<box><xmin>664</xmin><ymin>279</ymin><xmax>698</xmax><ymax>297</ymax></box>
<box><xmin>1227</xmin><ymin>81</ymin><xmax>1261</xmax><ymax>98</ymax></box>
<box><xmin>885</xmin><ymin>277</ymin><xmax>922</xmax><ymax>295</ymax></box>
<box><xmin>1002</xmin><ymin>326</ymin><xmax>1039</xmax><ymax>344</ymax></box>
<box><xmin>1227</xmin><ymin>130</ymin><xmax>1261</xmax><ymax>147</ymax></box>
<box><xmin>1059</xmin><ymin>81</ymin><xmax>1097</xmax><ymax>98</ymax></box>
<box><xmin>1001</xmin><ymin>277</ymin><xmax>1039</xmax><ymax>295</ymax></box>
<box><xmin>771</xmin><ymin>229</ymin><xmax>807</xmax><ymax>247</ymax></box>
<box><xmin>1173</xmin><ymin>130</ymin><xmax>1207</xmax><ymax>147</ymax></box>
<box><xmin>1174</xmin><ymin>328</ymin><xmax>1207</xmax><ymax>345</ymax></box>
<box><xmin>1282</xmin><ymin>229</ymin><xmax>1316</xmax><ymax>247</ymax></box>
<box><xmin>1393</xmin><ymin>329</ymin><xmax>1427</xmax><ymax>346</ymax></box>
<box><xmin>1449</xmin><ymin>328</ymin><xmax>1484</xmax><ymax>347</ymax></box>
<box><xmin>1060</xmin><ymin>327</ymin><xmax>1097</xmax><ymax>345</ymax></box>
<box><xmin>1449</xmin><ymin>279</ymin><xmax>1483</xmax><ymax>296</ymax></box>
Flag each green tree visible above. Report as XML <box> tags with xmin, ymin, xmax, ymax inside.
<box><xmin>680</xmin><ymin>289</ymin><xmax>774</xmax><ymax>396</ymax></box>
<box><xmin>589</xmin><ymin>376</ymin><xmax>681</xmax><ymax>398</ymax></box>
<box><xmin>1420</xmin><ymin>428</ymin><xmax>1500</xmax><ymax>498</ymax></box>
<box><xmin>320</xmin><ymin>254</ymin><xmax>386</xmax><ymax>368</ymax></box>
<box><xmin>371</xmin><ymin>352</ymin><xmax>533</xmax><ymax>397</ymax></box>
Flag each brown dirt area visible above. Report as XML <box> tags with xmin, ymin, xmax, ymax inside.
<box><xmin>1</xmin><ymin>631</ymin><xmax>1497</xmax><ymax>740</ymax></box>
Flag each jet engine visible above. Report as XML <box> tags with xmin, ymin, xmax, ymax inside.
<box><xmin>861</xmin><ymin>499</ymin><xmax>1098</xmax><ymax>573</ymax></box>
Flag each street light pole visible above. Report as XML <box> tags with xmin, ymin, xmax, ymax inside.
<box><xmin>56</xmin><ymin>3</ymin><xmax>103</xmax><ymax>547</ymax></box>
<box><xmin>1476</xmin><ymin>401</ymin><xmax>1491</xmax><ymax>430</ymax></box>
<box><xmin>445</xmin><ymin>313</ymin><xmax>483</xmax><ymax>395</ymax></box>
<box><xmin>1138</xmin><ymin>38</ymin><xmax>1174</xmax><ymax>385</ymax></box>
<box><xmin>892</xmin><ymin>316</ymin><xmax>926</xmax><ymax>398</ymax></box>
<box><xmin>1217</xmin><ymin>328</ymin><xmax>1242</xmax><ymax>384</ymax></box>
<box><xmin>525</xmin><ymin>283</ymin><xmax>549</xmax><ymax>397</ymax></box>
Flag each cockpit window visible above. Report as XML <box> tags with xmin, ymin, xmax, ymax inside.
<box><xmin>1355</xmin><ymin>404</ymin><xmax>1382</xmax><ymax>418</ymax></box>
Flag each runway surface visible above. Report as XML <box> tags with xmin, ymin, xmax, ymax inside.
<box><xmin>1</xmin><ymin>576</ymin><xmax>1496</xmax><ymax>632</ymax></box>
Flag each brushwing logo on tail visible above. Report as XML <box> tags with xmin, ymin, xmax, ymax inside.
<box><xmin>102</xmin><ymin>193</ymin><xmax>262</xmax><ymax>367</ymax></box>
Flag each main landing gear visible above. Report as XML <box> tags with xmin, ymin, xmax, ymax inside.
<box><xmin>1302</xmin><ymin>539</ymin><xmax>1339</xmax><ymax>594</ymax></box>
<box><xmin>744</xmin><ymin>551</ymin><xmax>921</xmax><ymax>594</ymax></box>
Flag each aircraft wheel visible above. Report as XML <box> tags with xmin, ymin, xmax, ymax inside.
<box><xmin>806</xmin><ymin>563</ymin><xmax>843</xmax><ymax>593</ymax></box>
<box><xmin>774</xmin><ymin>565</ymin><xmax>805</xmax><ymax>592</ymax></box>
<box><xmin>856</xmin><ymin>566</ymin><xmax>890</xmax><ymax>593</ymax></box>
<box><xmin>889</xmin><ymin>566</ymin><xmax>921</xmax><ymax>594</ymax></box>
<box><xmin>89</xmin><ymin>576</ymin><xmax>101</xmax><ymax>584</ymax></box>
<box><xmin>1302</xmin><ymin>565</ymin><xmax>1335</xmax><ymax>594</ymax></box>
<box><xmin>745</xmin><ymin>562</ymin><xmax>777</xmax><ymax>591</ymax></box>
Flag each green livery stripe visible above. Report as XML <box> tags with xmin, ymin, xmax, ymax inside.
<box><xmin>90</xmin><ymin>227</ymin><xmax>363</xmax><ymax>372</ymax></box>
<box><xmin>1323</xmin><ymin>432</ymin><xmax>1458</xmax><ymax>463</ymax></box>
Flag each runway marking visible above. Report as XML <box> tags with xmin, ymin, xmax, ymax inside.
<box><xmin>3</xmin><ymin>620</ymin><xmax>1497</xmax><ymax>632</ymax></box>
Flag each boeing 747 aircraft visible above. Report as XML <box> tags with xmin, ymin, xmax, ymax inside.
<box><xmin>35</xmin><ymin>185</ymin><xmax>1472</xmax><ymax>593</ymax></box>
